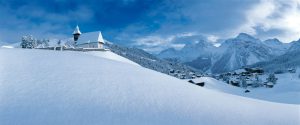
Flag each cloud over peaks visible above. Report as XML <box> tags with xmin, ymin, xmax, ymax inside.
<box><xmin>235</xmin><ymin>0</ymin><xmax>300</xmax><ymax>42</ymax></box>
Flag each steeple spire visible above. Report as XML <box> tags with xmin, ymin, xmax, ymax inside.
<box><xmin>73</xmin><ymin>25</ymin><xmax>81</xmax><ymax>41</ymax></box>
<box><xmin>73</xmin><ymin>25</ymin><xmax>81</xmax><ymax>35</ymax></box>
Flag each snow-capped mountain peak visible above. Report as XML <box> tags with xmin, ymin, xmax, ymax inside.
<box><xmin>235</xmin><ymin>33</ymin><xmax>258</xmax><ymax>41</ymax></box>
<box><xmin>158</xmin><ymin>39</ymin><xmax>216</xmax><ymax>62</ymax></box>
<box><xmin>262</xmin><ymin>38</ymin><xmax>291</xmax><ymax>56</ymax></box>
<box><xmin>210</xmin><ymin>34</ymin><xmax>278</xmax><ymax>73</ymax></box>
<box><xmin>263</xmin><ymin>38</ymin><xmax>282</xmax><ymax>45</ymax></box>
<box><xmin>287</xmin><ymin>39</ymin><xmax>300</xmax><ymax>53</ymax></box>
<box><xmin>157</xmin><ymin>33</ymin><xmax>297</xmax><ymax>74</ymax></box>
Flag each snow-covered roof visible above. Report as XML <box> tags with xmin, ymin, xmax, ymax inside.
<box><xmin>234</xmin><ymin>69</ymin><xmax>247</xmax><ymax>74</ymax></box>
<box><xmin>76</xmin><ymin>31</ymin><xmax>105</xmax><ymax>45</ymax></box>
<box><xmin>98</xmin><ymin>32</ymin><xmax>105</xmax><ymax>43</ymax></box>
<box><xmin>73</xmin><ymin>25</ymin><xmax>81</xmax><ymax>35</ymax></box>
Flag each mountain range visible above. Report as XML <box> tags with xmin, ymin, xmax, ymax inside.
<box><xmin>158</xmin><ymin>33</ymin><xmax>295</xmax><ymax>74</ymax></box>
<box><xmin>251</xmin><ymin>39</ymin><xmax>300</xmax><ymax>72</ymax></box>
<box><xmin>2</xmin><ymin>32</ymin><xmax>299</xmax><ymax>75</ymax></box>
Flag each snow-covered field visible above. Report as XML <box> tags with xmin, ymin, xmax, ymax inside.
<box><xmin>0</xmin><ymin>48</ymin><xmax>299</xmax><ymax>125</ymax></box>
<box><xmin>193</xmin><ymin>76</ymin><xmax>300</xmax><ymax>104</ymax></box>
<box><xmin>86</xmin><ymin>51</ymin><xmax>140</xmax><ymax>66</ymax></box>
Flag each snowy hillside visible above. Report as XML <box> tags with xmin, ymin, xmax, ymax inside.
<box><xmin>0</xmin><ymin>38</ymin><xmax>200</xmax><ymax>79</ymax></box>
<box><xmin>86</xmin><ymin>51</ymin><xmax>140</xmax><ymax>66</ymax></box>
<box><xmin>0</xmin><ymin>41</ymin><xmax>5</xmax><ymax>46</ymax></box>
<box><xmin>106</xmin><ymin>43</ymin><xmax>201</xmax><ymax>79</ymax></box>
<box><xmin>0</xmin><ymin>48</ymin><xmax>299</xmax><ymax>125</ymax></box>
<box><xmin>192</xmin><ymin>76</ymin><xmax>300</xmax><ymax>104</ymax></box>
<box><xmin>0</xmin><ymin>41</ymin><xmax>18</xmax><ymax>48</ymax></box>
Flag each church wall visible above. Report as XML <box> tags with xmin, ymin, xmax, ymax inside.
<box><xmin>76</xmin><ymin>42</ymin><xmax>104</xmax><ymax>49</ymax></box>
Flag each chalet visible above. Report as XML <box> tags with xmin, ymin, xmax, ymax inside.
<box><xmin>265</xmin><ymin>82</ymin><xmax>274</xmax><ymax>88</ymax></box>
<box><xmin>288</xmin><ymin>68</ymin><xmax>296</xmax><ymax>73</ymax></box>
<box><xmin>245</xmin><ymin>67</ymin><xmax>264</xmax><ymax>74</ymax></box>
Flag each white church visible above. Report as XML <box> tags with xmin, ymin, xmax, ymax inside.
<box><xmin>72</xmin><ymin>25</ymin><xmax>105</xmax><ymax>49</ymax></box>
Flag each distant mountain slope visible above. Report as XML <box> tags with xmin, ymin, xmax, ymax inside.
<box><xmin>262</xmin><ymin>38</ymin><xmax>290</xmax><ymax>55</ymax></box>
<box><xmin>185</xmin><ymin>56</ymin><xmax>212</xmax><ymax>72</ymax></box>
<box><xmin>0</xmin><ymin>48</ymin><xmax>298</xmax><ymax>125</ymax></box>
<box><xmin>211</xmin><ymin>33</ymin><xmax>276</xmax><ymax>73</ymax></box>
<box><xmin>106</xmin><ymin>43</ymin><xmax>201</xmax><ymax>79</ymax></box>
<box><xmin>158</xmin><ymin>40</ymin><xmax>216</xmax><ymax>62</ymax></box>
<box><xmin>157</xmin><ymin>39</ymin><xmax>219</xmax><ymax>72</ymax></box>
<box><xmin>250</xmin><ymin>39</ymin><xmax>300</xmax><ymax>72</ymax></box>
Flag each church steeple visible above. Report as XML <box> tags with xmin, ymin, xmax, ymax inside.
<box><xmin>73</xmin><ymin>25</ymin><xmax>81</xmax><ymax>41</ymax></box>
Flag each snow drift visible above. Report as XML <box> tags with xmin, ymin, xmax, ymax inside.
<box><xmin>0</xmin><ymin>49</ymin><xmax>299</xmax><ymax>125</ymax></box>
<box><xmin>192</xmin><ymin>77</ymin><xmax>300</xmax><ymax>104</ymax></box>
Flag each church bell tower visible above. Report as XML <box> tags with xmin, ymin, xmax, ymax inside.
<box><xmin>73</xmin><ymin>25</ymin><xmax>81</xmax><ymax>42</ymax></box>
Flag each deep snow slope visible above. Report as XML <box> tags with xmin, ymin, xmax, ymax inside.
<box><xmin>192</xmin><ymin>76</ymin><xmax>300</xmax><ymax>104</ymax></box>
<box><xmin>86</xmin><ymin>51</ymin><xmax>140</xmax><ymax>66</ymax></box>
<box><xmin>106</xmin><ymin>43</ymin><xmax>199</xmax><ymax>79</ymax></box>
<box><xmin>0</xmin><ymin>49</ymin><xmax>299</xmax><ymax>125</ymax></box>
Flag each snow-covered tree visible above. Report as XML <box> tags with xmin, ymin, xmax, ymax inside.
<box><xmin>34</xmin><ymin>38</ymin><xmax>49</xmax><ymax>48</ymax></box>
<box><xmin>105</xmin><ymin>43</ymin><xmax>202</xmax><ymax>79</ymax></box>
<box><xmin>239</xmin><ymin>75</ymin><xmax>247</xmax><ymax>88</ymax></box>
<box><xmin>57</xmin><ymin>40</ymin><xmax>61</xmax><ymax>46</ymax></box>
<box><xmin>20</xmin><ymin>35</ymin><xmax>37</xmax><ymax>48</ymax></box>
<box><xmin>36</xmin><ymin>39</ymin><xmax>42</xmax><ymax>45</ymax></box>
<box><xmin>267</xmin><ymin>73</ymin><xmax>278</xmax><ymax>84</ymax></box>
<box><xmin>222</xmin><ymin>75</ymin><xmax>230</xmax><ymax>84</ymax></box>
<box><xmin>21</xmin><ymin>36</ymin><xmax>29</xmax><ymax>48</ymax></box>
<box><xmin>42</xmin><ymin>39</ymin><xmax>49</xmax><ymax>47</ymax></box>
<box><xmin>252</xmin><ymin>74</ymin><xmax>262</xmax><ymax>88</ymax></box>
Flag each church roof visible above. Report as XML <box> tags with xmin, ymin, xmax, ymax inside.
<box><xmin>73</xmin><ymin>25</ymin><xmax>82</xmax><ymax>35</ymax></box>
<box><xmin>76</xmin><ymin>31</ymin><xmax>105</xmax><ymax>45</ymax></box>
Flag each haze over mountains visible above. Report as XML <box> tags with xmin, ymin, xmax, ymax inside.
<box><xmin>158</xmin><ymin>33</ymin><xmax>297</xmax><ymax>73</ymax></box>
